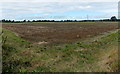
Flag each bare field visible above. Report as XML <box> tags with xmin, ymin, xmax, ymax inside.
<box><xmin>3</xmin><ymin>22</ymin><xmax>118</xmax><ymax>44</ymax></box>
<box><xmin>2</xmin><ymin>22</ymin><xmax>119</xmax><ymax>72</ymax></box>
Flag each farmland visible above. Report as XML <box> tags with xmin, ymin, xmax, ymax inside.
<box><xmin>3</xmin><ymin>22</ymin><xmax>118</xmax><ymax>44</ymax></box>
<box><xmin>2</xmin><ymin>22</ymin><xmax>119</xmax><ymax>72</ymax></box>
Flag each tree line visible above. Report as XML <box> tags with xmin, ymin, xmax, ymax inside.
<box><xmin>1</xmin><ymin>16</ymin><xmax>119</xmax><ymax>23</ymax></box>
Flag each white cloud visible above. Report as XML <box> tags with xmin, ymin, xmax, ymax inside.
<box><xmin>0</xmin><ymin>0</ymin><xmax>119</xmax><ymax>2</ymax></box>
<box><xmin>1</xmin><ymin>2</ymin><xmax>94</xmax><ymax>15</ymax></box>
<box><xmin>1</xmin><ymin>2</ymin><xmax>118</xmax><ymax>20</ymax></box>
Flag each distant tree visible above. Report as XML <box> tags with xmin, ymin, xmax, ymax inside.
<box><xmin>8</xmin><ymin>20</ymin><xmax>11</xmax><ymax>22</ymax></box>
<box><xmin>23</xmin><ymin>20</ymin><xmax>26</xmax><ymax>22</ymax></box>
<box><xmin>12</xmin><ymin>20</ymin><xmax>14</xmax><ymax>22</ymax></box>
<box><xmin>74</xmin><ymin>20</ymin><xmax>77</xmax><ymax>22</ymax></box>
<box><xmin>37</xmin><ymin>20</ymin><xmax>41</xmax><ymax>22</ymax></box>
<box><xmin>2</xmin><ymin>19</ymin><xmax>5</xmax><ymax>22</ymax></box>
<box><xmin>32</xmin><ymin>20</ymin><xmax>35</xmax><ymax>22</ymax></box>
<box><xmin>27</xmin><ymin>20</ymin><xmax>30</xmax><ymax>22</ymax></box>
<box><xmin>111</xmin><ymin>16</ymin><xmax>117</xmax><ymax>21</ymax></box>
<box><xmin>117</xmin><ymin>19</ymin><xmax>120</xmax><ymax>21</ymax></box>
<box><xmin>51</xmin><ymin>20</ymin><xmax>55</xmax><ymax>22</ymax></box>
<box><xmin>61</xmin><ymin>20</ymin><xmax>63</xmax><ymax>22</ymax></box>
<box><xmin>5</xmin><ymin>20</ymin><xmax>9</xmax><ymax>22</ymax></box>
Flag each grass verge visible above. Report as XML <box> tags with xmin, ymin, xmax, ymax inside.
<box><xmin>2</xmin><ymin>28</ymin><xmax>119</xmax><ymax>72</ymax></box>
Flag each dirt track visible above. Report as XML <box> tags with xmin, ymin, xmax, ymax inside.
<box><xmin>3</xmin><ymin>22</ymin><xmax>118</xmax><ymax>44</ymax></box>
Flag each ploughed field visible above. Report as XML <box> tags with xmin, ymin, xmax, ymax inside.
<box><xmin>3</xmin><ymin>22</ymin><xmax>118</xmax><ymax>44</ymax></box>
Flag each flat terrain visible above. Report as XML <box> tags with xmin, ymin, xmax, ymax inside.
<box><xmin>3</xmin><ymin>22</ymin><xmax>118</xmax><ymax>44</ymax></box>
<box><xmin>2</xmin><ymin>22</ymin><xmax>119</xmax><ymax>72</ymax></box>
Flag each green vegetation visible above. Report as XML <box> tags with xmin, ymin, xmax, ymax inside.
<box><xmin>2</xmin><ymin>28</ymin><xmax>119</xmax><ymax>72</ymax></box>
<box><xmin>2</xmin><ymin>29</ymin><xmax>31</xmax><ymax>72</ymax></box>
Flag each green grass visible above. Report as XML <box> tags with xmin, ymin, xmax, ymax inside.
<box><xmin>2</xmin><ymin>28</ymin><xmax>119</xmax><ymax>72</ymax></box>
<box><xmin>2</xmin><ymin>29</ymin><xmax>31</xmax><ymax>72</ymax></box>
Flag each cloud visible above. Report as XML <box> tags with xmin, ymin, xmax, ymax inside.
<box><xmin>1</xmin><ymin>0</ymin><xmax>119</xmax><ymax>2</ymax></box>
<box><xmin>1</xmin><ymin>2</ymin><xmax>118</xmax><ymax>20</ymax></box>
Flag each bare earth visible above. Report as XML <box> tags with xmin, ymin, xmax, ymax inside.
<box><xmin>3</xmin><ymin>22</ymin><xmax>118</xmax><ymax>44</ymax></box>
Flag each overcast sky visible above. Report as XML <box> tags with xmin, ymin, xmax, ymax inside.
<box><xmin>0</xmin><ymin>0</ymin><xmax>119</xmax><ymax>20</ymax></box>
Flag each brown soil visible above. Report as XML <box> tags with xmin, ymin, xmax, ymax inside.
<box><xmin>3</xmin><ymin>22</ymin><xmax>118</xmax><ymax>44</ymax></box>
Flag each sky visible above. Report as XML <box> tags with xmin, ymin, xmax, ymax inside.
<box><xmin>0</xmin><ymin>0</ymin><xmax>119</xmax><ymax>21</ymax></box>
